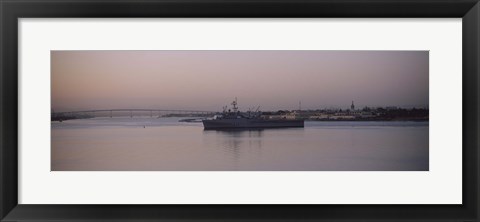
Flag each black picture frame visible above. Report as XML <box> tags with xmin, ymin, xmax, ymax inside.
<box><xmin>1</xmin><ymin>0</ymin><xmax>479</xmax><ymax>221</ymax></box>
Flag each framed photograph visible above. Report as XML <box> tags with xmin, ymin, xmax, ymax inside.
<box><xmin>1</xmin><ymin>0</ymin><xmax>479</xmax><ymax>221</ymax></box>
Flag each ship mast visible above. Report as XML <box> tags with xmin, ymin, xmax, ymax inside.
<box><xmin>231</xmin><ymin>97</ymin><xmax>238</xmax><ymax>113</ymax></box>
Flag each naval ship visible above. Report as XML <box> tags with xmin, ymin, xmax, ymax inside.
<box><xmin>202</xmin><ymin>99</ymin><xmax>304</xmax><ymax>130</ymax></box>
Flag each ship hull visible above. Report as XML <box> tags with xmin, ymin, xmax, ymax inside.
<box><xmin>202</xmin><ymin>119</ymin><xmax>304</xmax><ymax>130</ymax></box>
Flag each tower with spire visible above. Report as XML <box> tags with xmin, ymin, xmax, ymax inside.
<box><xmin>351</xmin><ymin>101</ymin><xmax>355</xmax><ymax>110</ymax></box>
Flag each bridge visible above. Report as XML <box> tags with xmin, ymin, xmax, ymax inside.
<box><xmin>53</xmin><ymin>109</ymin><xmax>216</xmax><ymax>118</ymax></box>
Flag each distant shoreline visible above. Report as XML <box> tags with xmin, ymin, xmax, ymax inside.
<box><xmin>51</xmin><ymin>117</ymin><xmax>429</xmax><ymax>123</ymax></box>
<box><xmin>306</xmin><ymin>117</ymin><xmax>428</xmax><ymax>122</ymax></box>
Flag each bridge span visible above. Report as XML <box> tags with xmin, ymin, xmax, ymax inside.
<box><xmin>53</xmin><ymin>109</ymin><xmax>216</xmax><ymax>118</ymax></box>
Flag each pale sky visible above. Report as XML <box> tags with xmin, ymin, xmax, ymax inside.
<box><xmin>51</xmin><ymin>50</ymin><xmax>428</xmax><ymax>112</ymax></box>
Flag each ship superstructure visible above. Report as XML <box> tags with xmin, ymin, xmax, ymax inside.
<box><xmin>202</xmin><ymin>98</ymin><xmax>304</xmax><ymax>130</ymax></box>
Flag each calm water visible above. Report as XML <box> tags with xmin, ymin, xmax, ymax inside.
<box><xmin>51</xmin><ymin>117</ymin><xmax>429</xmax><ymax>171</ymax></box>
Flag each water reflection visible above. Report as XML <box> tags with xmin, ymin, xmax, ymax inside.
<box><xmin>206</xmin><ymin>129</ymin><xmax>264</xmax><ymax>137</ymax></box>
<box><xmin>204</xmin><ymin>129</ymin><xmax>265</xmax><ymax>164</ymax></box>
<box><xmin>52</xmin><ymin>118</ymin><xmax>429</xmax><ymax>171</ymax></box>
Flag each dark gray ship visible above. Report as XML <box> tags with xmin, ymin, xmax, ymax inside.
<box><xmin>202</xmin><ymin>98</ymin><xmax>304</xmax><ymax>130</ymax></box>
